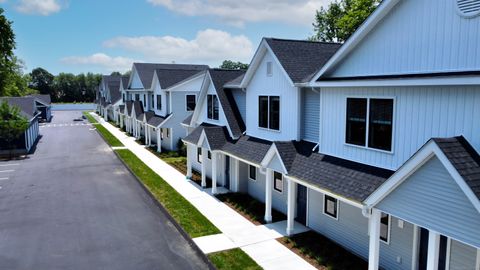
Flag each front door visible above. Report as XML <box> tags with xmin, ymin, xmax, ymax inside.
<box><xmin>418</xmin><ymin>228</ymin><xmax>448</xmax><ymax>270</ymax></box>
<box><xmin>224</xmin><ymin>156</ymin><xmax>230</xmax><ymax>189</ymax></box>
<box><xmin>296</xmin><ymin>185</ymin><xmax>307</xmax><ymax>225</ymax></box>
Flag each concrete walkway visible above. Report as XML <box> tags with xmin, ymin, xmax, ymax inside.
<box><xmin>92</xmin><ymin>113</ymin><xmax>315</xmax><ymax>270</ymax></box>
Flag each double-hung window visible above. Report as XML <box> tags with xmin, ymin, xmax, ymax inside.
<box><xmin>156</xmin><ymin>95</ymin><xmax>162</xmax><ymax>110</ymax></box>
<box><xmin>273</xmin><ymin>171</ymin><xmax>283</xmax><ymax>192</ymax></box>
<box><xmin>346</xmin><ymin>98</ymin><xmax>394</xmax><ymax>151</ymax></box>
<box><xmin>186</xmin><ymin>95</ymin><xmax>196</xmax><ymax>111</ymax></box>
<box><xmin>258</xmin><ymin>96</ymin><xmax>280</xmax><ymax>130</ymax></box>
<box><xmin>122</xmin><ymin>94</ymin><xmax>125</xmax><ymax>102</ymax></box>
<box><xmin>151</xmin><ymin>94</ymin><xmax>154</xmax><ymax>108</ymax></box>
<box><xmin>207</xmin><ymin>94</ymin><xmax>219</xmax><ymax>120</ymax></box>
<box><xmin>324</xmin><ymin>195</ymin><xmax>338</xmax><ymax>219</ymax></box>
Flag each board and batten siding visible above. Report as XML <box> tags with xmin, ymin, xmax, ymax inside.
<box><xmin>319</xmin><ymin>86</ymin><xmax>480</xmax><ymax>170</ymax></box>
<box><xmin>301</xmin><ymin>88</ymin><xmax>320</xmax><ymax>142</ymax></box>
<box><xmin>195</xmin><ymin>81</ymin><xmax>229</xmax><ymax>128</ymax></box>
<box><xmin>449</xmin><ymin>239</ymin><xmax>479</xmax><ymax>270</ymax></box>
<box><xmin>245</xmin><ymin>51</ymin><xmax>300</xmax><ymax>141</ymax></box>
<box><xmin>230</xmin><ymin>88</ymin><xmax>246</xmax><ymax>123</ymax></box>
<box><xmin>377</xmin><ymin>156</ymin><xmax>480</xmax><ymax>249</ymax></box>
<box><xmin>153</xmin><ymin>82</ymin><xmax>168</xmax><ymax>117</ymax></box>
<box><xmin>130</xmin><ymin>69</ymin><xmax>144</xmax><ymax>89</ymax></box>
<box><xmin>327</xmin><ymin>0</ymin><xmax>480</xmax><ymax>77</ymax></box>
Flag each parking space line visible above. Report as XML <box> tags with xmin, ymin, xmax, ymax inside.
<box><xmin>0</xmin><ymin>178</ymin><xmax>8</xmax><ymax>180</ymax></box>
<box><xmin>0</xmin><ymin>170</ymin><xmax>14</xmax><ymax>173</ymax></box>
<box><xmin>0</xmin><ymin>164</ymin><xmax>19</xmax><ymax>167</ymax></box>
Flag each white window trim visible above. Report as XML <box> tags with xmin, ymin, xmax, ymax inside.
<box><xmin>322</xmin><ymin>193</ymin><xmax>339</xmax><ymax>220</ymax></box>
<box><xmin>273</xmin><ymin>171</ymin><xmax>283</xmax><ymax>194</ymax></box>
<box><xmin>380</xmin><ymin>213</ymin><xmax>391</xmax><ymax>245</ymax></box>
<box><xmin>257</xmin><ymin>95</ymin><xmax>281</xmax><ymax>132</ymax></box>
<box><xmin>344</xmin><ymin>96</ymin><xmax>396</xmax><ymax>154</ymax></box>
<box><xmin>248</xmin><ymin>165</ymin><xmax>257</xmax><ymax>181</ymax></box>
<box><xmin>185</xmin><ymin>94</ymin><xmax>197</xmax><ymax>112</ymax></box>
<box><xmin>207</xmin><ymin>94</ymin><xmax>220</xmax><ymax>121</ymax></box>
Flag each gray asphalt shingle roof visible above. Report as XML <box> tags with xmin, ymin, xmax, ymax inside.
<box><xmin>125</xmin><ymin>101</ymin><xmax>133</xmax><ymax>115</ymax></box>
<box><xmin>222</xmin><ymin>136</ymin><xmax>272</xmax><ymax>164</ymax></box>
<box><xmin>0</xmin><ymin>97</ymin><xmax>37</xmax><ymax>119</ymax></box>
<box><xmin>265</xmin><ymin>38</ymin><xmax>342</xmax><ymax>83</ymax></box>
<box><xmin>107</xmin><ymin>81</ymin><xmax>122</xmax><ymax>103</ymax></box>
<box><xmin>182</xmin><ymin>114</ymin><xmax>193</xmax><ymax>126</ymax></box>
<box><xmin>203</xmin><ymin>126</ymin><xmax>230</xmax><ymax>150</ymax></box>
<box><xmin>209</xmin><ymin>69</ymin><xmax>247</xmax><ymax>138</ymax></box>
<box><xmin>156</xmin><ymin>69</ymin><xmax>205</xmax><ymax>89</ymax></box>
<box><xmin>132</xmin><ymin>100</ymin><xmax>144</xmax><ymax>117</ymax></box>
<box><xmin>132</xmin><ymin>63</ymin><xmax>208</xmax><ymax>90</ymax></box>
<box><xmin>147</xmin><ymin>115</ymin><xmax>167</xmax><ymax>127</ymax></box>
<box><xmin>433</xmin><ymin>136</ymin><xmax>480</xmax><ymax>200</ymax></box>
<box><xmin>28</xmin><ymin>94</ymin><xmax>51</xmax><ymax>105</ymax></box>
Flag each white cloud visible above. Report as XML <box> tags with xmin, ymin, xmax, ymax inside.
<box><xmin>60</xmin><ymin>53</ymin><xmax>135</xmax><ymax>72</ymax></box>
<box><xmin>103</xmin><ymin>29</ymin><xmax>253</xmax><ymax>65</ymax></box>
<box><xmin>15</xmin><ymin>0</ymin><xmax>62</xmax><ymax>16</ymax></box>
<box><xmin>146</xmin><ymin>0</ymin><xmax>331</xmax><ymax>27</ymax></box>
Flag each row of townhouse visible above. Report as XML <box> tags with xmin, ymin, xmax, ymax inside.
<box><xmin>96</xmin><ymin>0</ymin><xmax>480</xmax><ymax>269</ymax></box>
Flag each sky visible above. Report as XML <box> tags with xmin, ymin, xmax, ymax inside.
<box><xmin>1</xmin><ymin>0</ymin><xmax>331</xmax><ymax>75</ymax></box>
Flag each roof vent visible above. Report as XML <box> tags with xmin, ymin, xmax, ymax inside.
<box><xmin>457</xmin><ymin>0</ymin><xmax>480</xmax><ymax>18</ymax></box>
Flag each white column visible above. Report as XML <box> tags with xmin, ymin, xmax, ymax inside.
<box><xmin>186</xmin><ymin>151</ymin><xmax>192</xmax><ymax>179</ymax></box>
<box><xmin>426</xmin><ymin>230</ymin><xmax>441</xmax><ymax>270</ymax></box>
<box><xmin>212</xmin><ymin>152</ymin><xmax>218</xmax><ymax>194</ymax></box>
<box><xmin>148</xmin><ymin>126</ymin><xmax>152</xmax><ymax>146</ymax></box>
<box><xmin>286</xmin><ymin>177</ymin><xmax>296</xmax><ymax>236</ymax></box>
<box><xmin>156</xmin><ymin>128</ymin><xmax>162</xmax><ymax>152</ymax></box>
<box><xmin>201</xmin><ymin>148</ymin><xmax>207</xmax><ymax>188</ymax></box>
<box><xmin>145</xmin><ymin>125</ymin><xmax>148</xmax><ymax>145</ymax></box>
<box><xmin>265</xmin><ymin>168</ymin><xmax>273</xmax><ymax>223</ymax></box>
<box><xmin>233</xmin><ymin>158</ymin><xmax>240</xmax><ymax>192</ymax></box>
<box><xmin>368</xmin><ymin>208</ymin><xmax>381</xmax><ymax>270</ymax></box>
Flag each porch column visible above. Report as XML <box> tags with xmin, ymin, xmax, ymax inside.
<box><xmin>368</xmin><ymin>208</ymin><xmax>381</xmax><ymax>270</ymax></box>
<box><xmin>286</xmin><ymin>177</ymin><xmax>296</xmax><ymax>236</ymax></box>
<box><xmin>426</xmin><ymin>230</ymin><xmax>441</xmax><ymax>270</ymax></box>
<box><xmin>156</xmin><ymin>128</ymin><xmax>162</xmax><ymax>152</ymax></box>
<box><xmin>148</xmin><ymin>126</ymin><xmax>152</xmax><ymax>146</ymax></box>
<box><xmin>233</xmin><ymin>158</ymin><xmax>240</xmax><ymax>192</ymax></box>
<box><xmin>264</xmin><ymin>168</ymin><xmax>273</xmax><ymax>223</ymax></box>
<box><xmin>145</xmin><ymin>125</ymin><xmax>148</xmax><ymax>145</ymax></box>
<box><xmin>201</xmin><ymin>148</ymin><xmax>207</xmax><ymax>188</ymax></box>
<box><xmin>212</xmin><ymin>152</ymin><xmax>218</xmax><ymax>194</ymax></box>
<box><xmin>186</xmin><ymin>152</ymin><xmax>192</xmax><ymax>179</ymax></box>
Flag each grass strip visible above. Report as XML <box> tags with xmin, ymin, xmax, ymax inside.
<box><xmin>82</xmin><ymin>111</ymin><xmax>98</xmax><ymax>124</ymax></box>
<box><xmin>95</xmin><ymin>124</ymin><xmax>124</xmax><ymax>147</ymax></box>
<box><xmin>208</xmin><ymin>248</ymin><xmax>262</xmax><ymax>270</ymax></box>
<box><xmin>115</xmin><ymin>149</ymin><xmax>220</xmax><ymax>238</ymax></box>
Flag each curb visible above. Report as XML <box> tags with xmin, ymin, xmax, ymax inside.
<box><xmin>112</xmin><ymin>149</ymin><xmax>217</xmax><ymax>270</ymax></box>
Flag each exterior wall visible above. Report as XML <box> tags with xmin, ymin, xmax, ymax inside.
<box><xmin>319</xmin><ymin>86</ymin><xmax>480</xmax><ymax>170</ymax></box>
<box><xmin>307</xmin><ymin>188</ymin><xmax>414</xmax><ymax>270</ymax></box>
<box><xmin>245</xmin><ymin>166</ymin><xmax>287</xmax><ymax>214</ymax></box>
<box><xmin>188</xmin><ymin>143</ymin><xmax>202</xmax><ymax>173</ymax></box>
<box><xmin>327</xmin><ymin>0</ymin><xmax>480</xmax><ymax>77</ymax></box>
<box><xmin>449</xmin><ymin>239</ymin><xmax>479</xmax><ymax>270</ymax></box>
<box><xmin>377</xmin><ymin>156</ymin><xmax>480</xmax><ymax>249</ymax></box>
<box><xmin>153</xmin><ymin>82</ymin><xmax>168</xmax><ymax>117</ymax></box>
<box><xmin>230</xmin><ymin>88</ymin><xmax>246</xmax><ymax>123</ymax></box>
<box><xmin>195</xmin><ymin>81</ymin><xmax>229</xmax><ymax>127</ymax></box>
<box><xmin>237</xmin><ymin>160</ymin><xmax>249</xmax><ymax>193</ymax></box>
<box><xmin>245</xmin><ymin>51</ymin><xmax>300</xmax><ymax>141</ymax></box>
<box><xmin>130</xmin><ymin>69</ymin><xmax>143</xmax><ymax>89</ymax></box>
<box><xmin>301</xmin><ymin>88</ymin><xmax>320</xmax><ymax>142</ymax></box>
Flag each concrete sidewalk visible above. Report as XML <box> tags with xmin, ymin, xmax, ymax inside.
<box><xmin>92</xmin><ymin>113</ymin><xmax>315</xmax><ymax>270</ymax></box>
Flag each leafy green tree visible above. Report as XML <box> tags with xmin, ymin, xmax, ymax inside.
<box><xmin>30</xmin><ymin>67</ymin><xmax>54</xmax><ymax>95</ymax></box>
<box><xmin>2</xmin><ymin>57</ymin><xmax>37</xmax><ymax>97</ymax></box>
<box><xmin>110</xmin><ymin>71</ymin><xmax>121</xmax><ymax>76</ymax></box>
<box><xmin>219</xmin><ymin>60</ymin><xmax>249</xmax><ymax>70</ymax></box>
<box><xmin>0</xmin><ymin>101</ymin><xmax>29</xmax><ymax>152</ymax></box>
<box><xmin>0</xmin><ymin>8</ymin><xmax>17</xmax><ymax>94</ymax></box>
<box><xmin>311</xmin><ymin>0</ymin><xmax>381</xmax><ymax>42</ymax></box>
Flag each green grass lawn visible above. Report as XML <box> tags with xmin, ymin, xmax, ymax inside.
<box><xmin>115</xmin><ymin>149</ymin><xmax>220</xmax><ymax>238</ymax></box>
<box><xmin>215</xmin><ymin>193</ymin><xmax>286</xmax><ymax>225</ymax></box>
<box><xmin>82</xmin><ymin>111</ymin><xmax>98</xmax><ymax>124</ymax></box>
<box><xmin>279</xmin><ymin>231</ymin><xmax>368</xmax><ymax>270</ymax></box>
<box><xmin>208</xmin><ymin>248</ymin><xmax>262</xmax><ymax>270</ymax></box>
<box><xmin>95</xmin><ymin>124</ymin><xmax>124</xmax><ymax>147</ymax></box>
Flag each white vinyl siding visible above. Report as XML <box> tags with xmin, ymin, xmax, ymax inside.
<box><xmin>301</xmin><ymin>88</ymin><xmax>320</xmax><ymax>142</ymax></box>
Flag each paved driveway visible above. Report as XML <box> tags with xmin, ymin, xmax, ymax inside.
<box><xmin>0</xmin><ymin>111</ymin><xmax>210</xmax><ymax>270</ymax></box>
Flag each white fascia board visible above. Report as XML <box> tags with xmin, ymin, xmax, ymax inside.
<box><xmin>309</xmin><ymin>0</ymin><xmax>401</xmax><ymax>83</ymax></box>
<box><xmin>127</xmin><ymin>63</ymin><xmax>136</xmax><ymax>89</ymax></box>
<box><xmin>260</xmin><ymin>143</ymin><xmax>288</xmax><ymax>174</ymax></box>
<box><xmin>239</xmin><ymin>39</ymin><xmax>268</xmax><ymax>88</ymax></box>
<box><xmin>197</xmin><ymin>129</ymin><xmax>211</xmax><ymax>150</ymax></box>
<box><xmin>189</xmin><ymin>72</ymin><xmax>211</xmax><ymax>127</ymax></box>
<box><xmin>310</xmin><ymin>76</ymin><xmax>480</xmax><ymax>87</ymax></box>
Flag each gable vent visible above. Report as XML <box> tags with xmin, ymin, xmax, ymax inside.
<box><xmin>457</xmin><ymin>0</ymin><xmax>480</xmax><ymax>17</ymax></box>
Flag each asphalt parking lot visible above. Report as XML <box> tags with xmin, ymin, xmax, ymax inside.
<box><xmin>0</xmin><ymin>111</ymin><xmax>210</xmax><ymax>270</ymax></box>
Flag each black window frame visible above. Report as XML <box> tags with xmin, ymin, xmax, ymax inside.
<box><xmin>122</xmin><ymin>93</ymin><xmax>125</xmax><ymax>102</ymax></box>
<box><xmin>323</xmin><ymin>195</ymin><xmax>338</xmax><ymax>219</ymax></box>
<box><xmin>143</xmin><ymin>94</ymin><xmax>147</xmax><ymax>108</ymax></box>
<box><xmin>345</xmin><ymin>97</ymin><xmax>394</xmax><ymax>152</ymax></box>
<box><xmin>207</xmin><ymin>94</ymin><xmax>219</xmax><ymax>120</ymax></box>
<box><xmin>151</xmin><ymin>94</ymin><xmax>154</xmax><ymax>108</ymax></box>
<box><xmin>273</xmin><ymin>171</ymin><xmax>283</xmax><ymax>193</ymax></box>
<box><xmin>258</xmin><ymin>95</ymin><xmax>280</xmax><ymax>131</ymax></box>
<box><xmin>380</xmin><ymin>213</ymin><xmax>390</xmax><ymax>243</ymax></box>
<box><xmin>197</xmin><ymin>147</ymin><xmax>202</xmax><ymax>163</ymax></box>
<box><xmin>186</xmin><ymin>94</ymin><xmax>196</xmax><ymax>112</ymax></box>
<box><xmin>135</xmin><ymin>94</ymin><xmax>139</xmax><ymax>101</ymax></box>
<box><xmin>156</xmin><ymin>95</ymin><xmax>162</xmax><ymax>110</ymax></box>
<box><xmin>249</xmin><ymin>165</ymin><xmax>256</xmax><ymax>180</ymax></box>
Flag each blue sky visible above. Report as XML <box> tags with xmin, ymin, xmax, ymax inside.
<box><xmin>2</xmin><ymin>0</ymin><xmax>330</xmax><ymax>75</ymax></box>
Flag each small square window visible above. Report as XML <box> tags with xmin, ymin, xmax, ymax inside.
<box><xmin>273</xmin><ymin>171</ymin><xmax>283</xmax><ymax>192</ymax></box>
<box><xmin>380</xmin><ymin>213</ymin><xmax>390</xmax><ymax>243</ymax></box>
<box><xmin>249</xmin><ymin>165</ymin><xmax>256</xmax><ymax>180</ymax></box>
<box><xmin>324</xmin><ymin>195</ymin><xmax>338</xmax><ymax>219</ymax></box>
<box><xmin>186</xmin><ymin>95</ymin><xmax>196</xmax><ymax>111</ymax></box>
